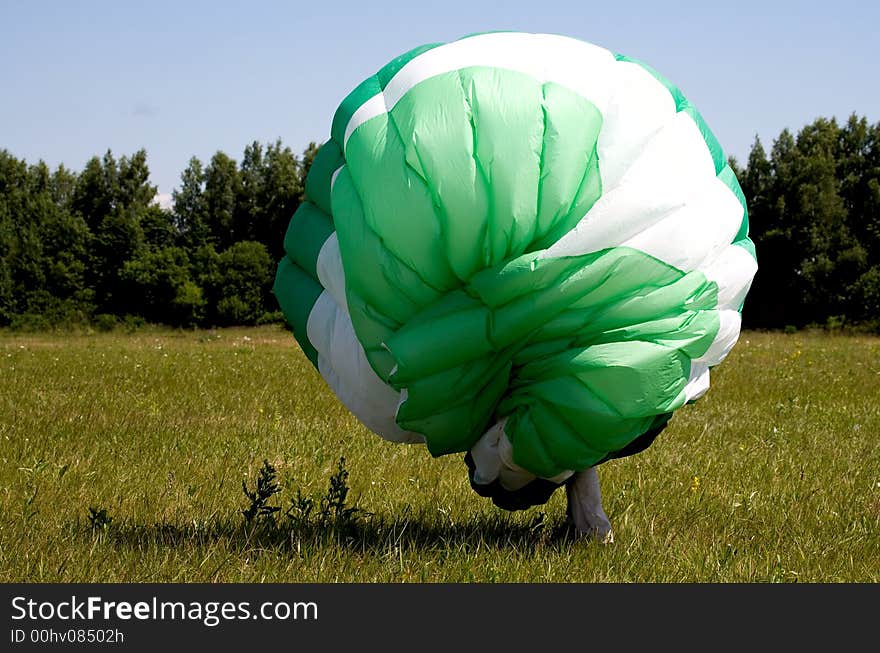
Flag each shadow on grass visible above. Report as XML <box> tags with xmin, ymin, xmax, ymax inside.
<box><xmin>74</xmin><ymin>509</ymin><xmax>588</xmax><ymax>554</ymax></box>
<box><xmin>72</xmin><ymin>458</ymin><xmax>597</xmax><ymax>554</ymax></box>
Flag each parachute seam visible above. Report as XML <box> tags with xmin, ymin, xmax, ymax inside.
<box><xmin>333</xmin><ymin>167</ymin><xmax>442</xmax><ymax>378</ymax></box>
<box><xmin>508</xmin><ymin>405</ymin><xmax>589</xmax><ymax>477</ymax></box>
<box><xmin>569</xmin><ymin>139</ymin><xmax>602</xmax><ymax>234</ymax></box>
<box><xmin>382</xmin><ymin>94</ymin><xmax>450</xmax><ymax>261</ymax></box>
<box><xmin>535</xmin><ymin>397</ymin><xmax>608</xmax><ymax>471</ymax></box>
<box><xmin>457</xmin><ymin>69</ymin><xmax>493</xmax><ymax>268</ymax></box>
<box><xmin>531</xmin><ymin>83</ymin><xmax>549</xmax><ymax>251</ymax></box>
<box><xmin>377</xmin><ymin>95</ymin><xmax>458</xmax><ymax>294</ymax></box>
<box><xmin>531</xmin><ymin>133</ymin><xmax>601</xmax><ymax>253</ymax></box>
<box><xmin>341</xmin><ymin>150</ymin><xmax>449</xmax><ymax>299</ymax></box>
<box><xmin>572</xmin><ymin>375</ymin><xmax>625</xmax><ymax>419</ymax></box>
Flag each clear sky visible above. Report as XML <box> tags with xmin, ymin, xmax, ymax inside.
<box><xmin>2</xmin><ymin>0</ymin><xmax>877</xmax><ymax>206</ymax></box>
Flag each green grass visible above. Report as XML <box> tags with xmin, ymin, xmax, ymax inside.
<box><xmin>1</xmin><ymin>325</ymin><xmax>877</xmax><ymax>582</ymax></box>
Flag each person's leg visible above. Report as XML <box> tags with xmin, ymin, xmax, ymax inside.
<box><xmin>565</xmin><ymin>467</ymin><xmax>613</xmax><ymax>542</ymax></box>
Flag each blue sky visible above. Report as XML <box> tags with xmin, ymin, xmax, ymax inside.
<box><xmin>2</xmin><ymin>0</ymin><xmax>877</xmax><ymax>205</ymax></box>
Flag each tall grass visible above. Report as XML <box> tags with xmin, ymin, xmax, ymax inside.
<box><xmin>1</xmin><ymin>326</ymin><xmax>877</xmax><ymax>582</ymax></box>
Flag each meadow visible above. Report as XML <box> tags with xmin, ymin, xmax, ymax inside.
<box><xmin>1</xmin><ymin>325</ymin><xmax>877</xmax><ymax>582</ymax></box>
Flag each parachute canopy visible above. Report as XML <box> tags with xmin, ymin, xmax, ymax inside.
<box><xmin>274</xmin><ymin>32</ymin><xmax>757</xmax><ymax>491</ymax></box>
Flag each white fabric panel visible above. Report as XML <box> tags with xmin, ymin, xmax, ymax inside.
<box><xmin>343</xmin><ymin>95</ymin><xmax>388</xmax><ymax>147</ymax></box>
<box><xmin>315</xmin><ymin>233</ymin><xmax>348</xmax><ymax>312</ymax></box>
<box><xmin>330</xmin><ymin>164</ymin><xmax>345</xmax><ymax>191</ymax></box>
<box><xmin>542</xmin><ymin>112</ymin><xmax>719</xmax><ymax>264</ymax></box>
<box><xmin>470</xmin><ymin>418</ymin><xmax>572</xmax><ymax>489</ymax></box>
<box><xmin>700</xmin><ymin>243</ymin><xmax>759</xmax><ymax>310</ymax></box>
<box><xmin>344</xmin><ymin>32</ymin><xmax>617</xmax><ymax>149</ymax></box>
<box><xmin>620</xmin><ymin>174</ymin><xmax>744</xmax><ymax>272</ymax></box>
<box><xmin>597</xmin><ymin>61</ymin><xmax>677</xmax><ymax>192</ymax></box>
<box><xmin>307</xmin><ymin>292</ymin><xmax>425</xmax><ymax>444</ymax></box>
<box><xmin>469</xmin><ymin>418</ymin><xmax>505</xmax><ymax>485</ymax></box>
<box><xmin>684</xmin><ymin>362</ymin><xmax>711</xmax><ymax>401</ymax></box>
<box><xmin>694</xmin><ymin>309</ymin><xmax>742</xmax><ymax>367</ymax></box>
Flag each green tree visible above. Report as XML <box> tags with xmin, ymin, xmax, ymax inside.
<box><xmin>0</xmin><ymin>152</ymin><xmax>94</xmax><ymax>325</ymax></box>
<box><xmin>120</xmin><ymin>247</ymin><xmax>205</xmax><ymax>326</ymax></box>
<box><xmin>300</xmin><ymin>141</ymin><xmax>320</xmax><ymax>192</ymax></box>
<box><xmin>80</xmin><ymin>149</ymin><xmax>155</xmax><ymax>315</ymax></box>
<box><xmin>212</xmin><ymin>241</ymin><xmax>273</xmax><ymax>325</ymax></box>
<box><xmin>204</xmin><ymin>152</ymin><xmax>241</xmax><ymax>251</ymax></box>
<box><xmin>39</xmin><ymin>183</ymin><xmax>92</xmax><ymax>318</ymax></box>
<box><xmin>191</xmin><ymin>243</ymin><xmax>222</xmax><ymax>324</ymax></box>
<box><xmin>173</xmin><ymin>157</ymin><xmax>209</xmax><ymax>251</ymax></box>
<box><xmin>71</xmin><ymin>152</ymin><xmax>115</xmax><ymax>232</ymax></box>
<box><xmin>235</xmin><ymin>141</ymin><xmax>265</xmax><ymax>244</ymax></box>
<box><xmin>141</xmin><ymin>203</ymin><xmax>178</xmax><ymax>250</ymax></box>
<box><xmin>231</xmin><ymin>140</ymin><xmax>303</xmax><ymax>260</ymax></box>
<box><xmin>0</xmin><ymin>150</ymin><xmax>29</xmax><ymax>321</ymax></box>
<box><xmin>739</xmin><ymin>116</ymin><xmax>880</xmax><ymax>330</ymax></box>
<box><xmin>792</xmin><ymin>119</ymin><xmax>855</xmax><ymax>322</ymax></box>
<box><xmin>259</xmin><ymin>140</ymin><xmax>302</xmax><ymax>260</ymax></box>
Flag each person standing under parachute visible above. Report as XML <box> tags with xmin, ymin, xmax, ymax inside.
<box><xmin>274</xmin><ymin>32</ymin><xmax>757</xmax><ymax>539</ymax></box>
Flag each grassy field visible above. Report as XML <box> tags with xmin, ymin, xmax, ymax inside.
<box><xmin>1</xmin><ymin>325</ymin><xmax>877</xmax><ymax>582</ymax></box>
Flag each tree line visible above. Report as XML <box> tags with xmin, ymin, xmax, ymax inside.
<box><xmin>731</xmin><ymin>114</ymin><xmax>880</xmax><ymax>331</ymax></box>
<box><xmin>0</xmin><ymin>140</ymin><xmax>318</xmax><ymax>329</ymax></box>
<box><xmin>1</xmin><ymin>113</ymin><xmax>879</xmax><ymax>332</ymax></box>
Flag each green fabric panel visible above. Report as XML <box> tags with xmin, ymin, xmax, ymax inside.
<box><xmin>515</xmin><ymin>270</ymin><xmax>718</xmax><ymax>362</ymax></box>
<box><xmin>574</xmin><ymin>310</ymin><xmax>719</xmax><ymax>357</ymax></box>
<box><xmin>567</xmin><ymin>275</ymin><xmax>718</xmax><ymax>344</ymax></box>
<box><xmin>394</xmin><ymin>340</ymin><xmax>512</xmax><ymax>409</ymax></box>
<box><xmin>396</xmin><ymin>354</ymin><xmax>513</xmax><ymax>456</ymax></box>
<box><xmin>273</xmin><ymin>258</ymin><xmax>322</xmax><ymax>368</ymax></box>
<box><xmin>466</xmin><ymin>248</ymin><xmax>675</xmax><ymax>310</ymax></box>
<box><xmin>504</xmin><ymin>385</ymin><xmax>655</xmax><ymax>474</ymax></box>
<box><xmin>531</xmin><ymin>83</ymin><xmax>604</xmax><ymax>251</ymax></box>
<box><xmin>331</xmin><ymin>76</ymin><xmax>382</xmax><ymax>147</ymax></box>
<box><xmin>345</xmin><ymin>297</ymin><xmax>399</xmax><ymax>381</ymax></box>
<box><xmin>386</xmin><ymin>246</ymin><xmax>722</xmax><ymax>468</ymax></box>
<box><xmin>381</xmin><ymin>69</ymin><xmax>490</xmax><ymax>282</ymax></box>
<box><xmin>303</xmin><ymin>140</ymin><xmax>344</xmax><ymax>216</ymax></box>
<box><xmin>332</xmin><ymin>166</ymin><xmax>441</xmax><ymax>319</ymax></box>
<box><xmin>329</xmin><ymin>43</ymin><xmax>443</xmax><ymax>148</ymax></box>
<box><xmin>343</xmin><ymin>68</ymin><xmax>604</xmax><ymax>284</ymax></box>
<box><xmin>533</xmin><ymin>341</ymin><xmax>690</xmax><ymax>416</ymax></box>
<box><xmin>502</xmin><ymin>399</ymin><xmax>621</xmax><ymax>476</ymax></box>
<box><xmin>375</xmin><ymin>42</ymin><xmax>443</xmax><ymax>88</ymax></box>
<box><xmin>453</xmin><ymin>67</ymin><xmax>546</xmax><ymax>265</ymax></box>
<box><xmin>331</xmin><ymin>165</ymin><xmax>443</xmax><ymax>379</ymax></box>
<box><xmin>388</xmin><ymin>299</ymin><xmax>493</xmax><ymax>382</ymax></box>
<box><xmin>378</xmin><ymin>66</ymin><xmax>544</xmax><ymax>280</ymax></box>
<box><xmin>502</xmin><ymin>341</ymin><xmax>692</xmax><ymax>477</ymax></box>
<box><xmin>343</xmin><ymin>106</ymin><xmax>460</xmax><ymax>290</ymax></box>
<box><xmin>387</xmin><ymin>250</ymin><xmax>654</xmax><ymax>382</ymax></box>
<box><xmin>283</xmin><ymin>202</ymin><xmax>334</xmax><ymax>281</ymax></box>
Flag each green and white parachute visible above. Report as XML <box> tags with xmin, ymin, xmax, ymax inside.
<box><xmin>274</xmin><ymin>32</ymin><xmax>757</xmax><ymax>507</ymax></box>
